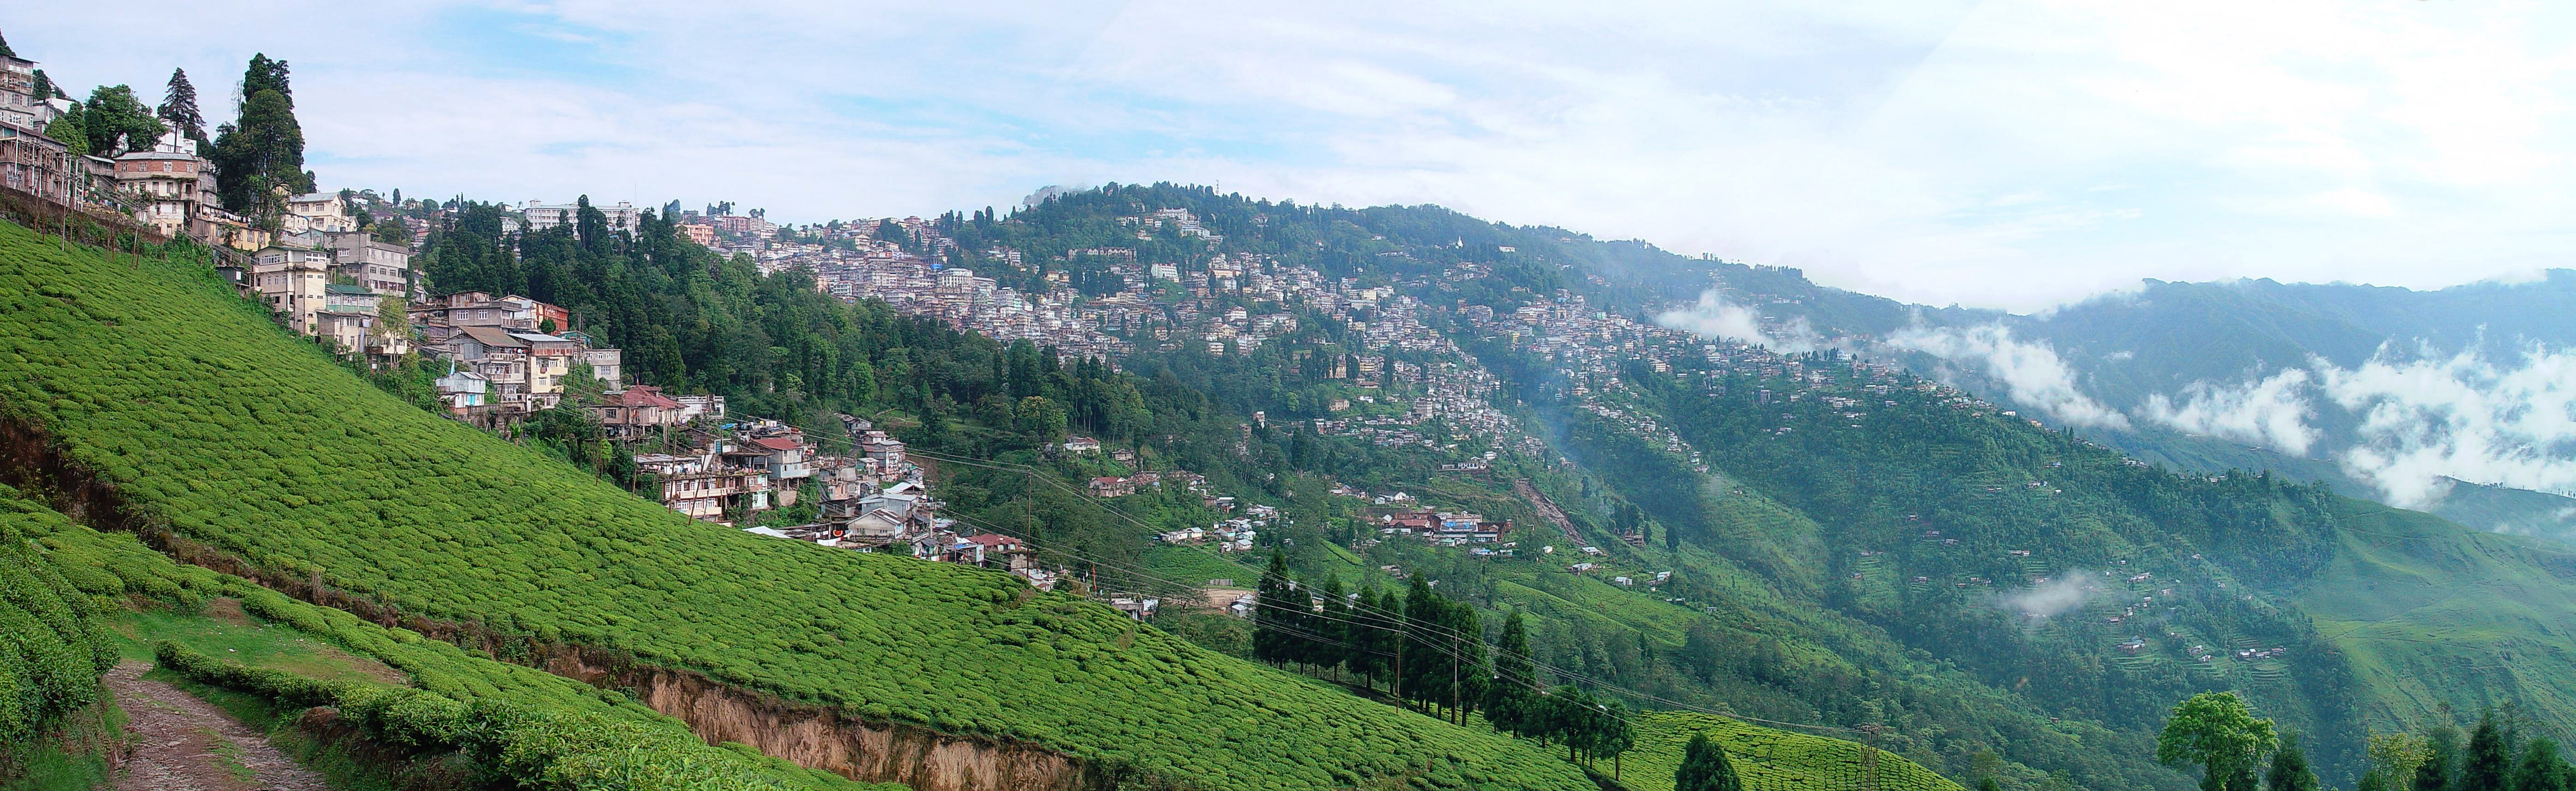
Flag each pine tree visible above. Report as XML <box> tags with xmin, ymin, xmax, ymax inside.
<box><xmin>157</xmin><ymin>68</ymin><xmax>206</xmax><ymax>143</ymax></box>
<box><xmin>0</xmin><ymin>29</ymin><xmax>13</xmax><ymax>57</ymax></box>
<box><xmin>1401</xmin><ymin>575</ymin><xmax>1442</xmax><ymax>713</ymax></box>
<box><xmin>2464</xmin><ymin>715</ymin><xmax>2514</xmax><ymax>791</ymax></box>
<box><xmin>1252</xmin><ymin>551</ymin><xmax>1297</xmax><ymax>666</ymax></box>
<box><xmin>1675</xmin><ymin>732</ymin><xmax>1740</xmax><ymax>791</ymax></box>
<box><xmin>2268</xmin><ymin>740</ymin><xmax>2321</xmax><ymax>791</ymax></box>
<box><xmin>1485</xmin><ymin>610</ymin><xmax>1539</xmax><ymax>737</ymax></box>
<box><xmin>1314</xmin><ymin>575</ymin><xmax>1350</xmax><ymax>680</ymax></box>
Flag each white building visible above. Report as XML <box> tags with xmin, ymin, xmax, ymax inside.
<box><xmin>523</xmin><ymin>199</ymin><xmax>641</xmax><ymax>239</ymax></box>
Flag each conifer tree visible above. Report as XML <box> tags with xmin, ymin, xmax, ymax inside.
<box><xmin>1401</xmin><ymin>575</ymin><xmax>1442</xmax><ymax>713</ymax></box>
<box><xmin>213</xmin><ymin>54</ymin><xmax>308</xmax><ymax>226</ymax></box>
<box><xmin>1314</xmin><ymin>574</ymin><xmax>1350</xmax><ymax>680</ymax></box>
<box><xmin>158</xmin><ymin>68</ymin><xmax>206</xmax><ymax>143</ymax></box>
<box><xmin>2462</xmin><ymin>715</ymin><xmax>2513</xmax><ymax>791</ymax></box>
<box><xmin>1252</xmin><ymin>551</ymin><xmax>1298</xmax><ymax>666</ymax></box>
<box><xmin>1485</xmin><ymin>610</ymin><xmax>1539</xmax><ymax>737</ymax></box>
<box><xmin>1675</xmin><ymin>732</ymin><xmax>1741</xmax><ymax>791</ymax></box>
<box><xmin>0</xmin><ymin>29</ymin><xmax>12</xmax><ymax>57</ymax></box>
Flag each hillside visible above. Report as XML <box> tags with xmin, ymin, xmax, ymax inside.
<box><xmin>0</xmin><ymin>220</ymin><xmax>1605</xmax><ymax>790</ymax></box>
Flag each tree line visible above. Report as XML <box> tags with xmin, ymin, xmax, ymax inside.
<box><xmin>1250</xmin><ymin>552</ymin><xmax>1646</xmax><ymax>778</ymax></box>
<box><xmin>2161</xmin><ymin>692</ymin><xmax>2570</xmax><ymax>791</ymax></box>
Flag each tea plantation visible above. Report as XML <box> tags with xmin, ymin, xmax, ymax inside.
<box><xmin>0</xmin><ymin>220</ymin><xmax>1606</xmax><ymax>787</ymax></box>
<box><xmin>6</xmin><ymin>482</ymin><xmax>886</xmax><ymax>790</ymax></box>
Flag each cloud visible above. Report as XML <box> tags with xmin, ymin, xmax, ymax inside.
<box><xmin>1996</xmin><ymin>570</ymin><xmax>2100</xmax><ymax>620</ymax></box>
<box><xmin>1886</xmin><ymin>324</ymin><xmax>2132</xmax><ymax>429</ymax></box>
<box><xmin>1652</xmin><ymin>290</ymin><xmax>1821</xmax><ymax>353</ymax></box>
<box><xmin>2317</xmin><ymin>342</ymin><xmax>2576</xmax><ymax>508</ymax></box>
<box><xmin>2139</xmin><ymin>368</ymin><xmax>2320</xmax><ymax>455</ymax></box>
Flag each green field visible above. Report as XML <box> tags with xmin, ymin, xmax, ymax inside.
<box><xmin>0</xmin><ymin>221</ymin><xmax>1607</xmax><ymax>788</ymax></box>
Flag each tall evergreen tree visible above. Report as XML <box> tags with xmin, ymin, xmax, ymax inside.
<box><xmin>1485</xmin><ymin>610</ymin><xmax>1539</xmax><ymax>737</ymax></box>
<box><xmin>2463</xmin><ymin>715</ymin><xmax>2514</xmax><ymax>791</ymax></box>
<box><xmin>157</xmin><ymin>68</ymin><xmax>206</xmax><ymax>143</ymax></box>
<box><xmin>0</xmin><ymin>29</ymin><xmax>13</xmax><ymax>57</ymax></box>
<box><xmin>1349</xmin><ymin>584</ymin><xmax>1394</xmax><ymax>690</ymax></box>
<box><xmin>1400</xmin><ymin>575</ymin><xmax>1442</xmax><ymax>712</ymax></box>
<box><xmin>1313</xmin><ymin>575</ymin><xmax>1350</xmax><ymax>679</ymax></box>
<box><xmin>1251</xmin><ymin>551</ymin><xmax>1299</xmax><ymax>666</ymax></box>
<box><xmin>213</xmin><ymin>54</ymin><xmax>308</xmax><ymax>227</ymax></box>
<box><xmin>1674</xmin><ymin>732</ymin><xmax>1741</xmax><ymax>791</ymax></box>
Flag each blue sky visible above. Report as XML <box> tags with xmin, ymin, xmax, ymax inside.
<box><xmin>13</xmin><ymin>1</ymin><xmax>2576</xmax><ymax>310</ymax></box>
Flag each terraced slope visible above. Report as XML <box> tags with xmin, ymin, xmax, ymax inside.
<box><xmin>0</xmin><ymin>221</ymin><xmax>1599</xmax><ymax>789</ymax></box>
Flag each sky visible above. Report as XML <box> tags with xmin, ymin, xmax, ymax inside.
<box><xmin>13</xmin><ymin>0</ymin><xmax>2576</xmax><ymax>311</ymax></box>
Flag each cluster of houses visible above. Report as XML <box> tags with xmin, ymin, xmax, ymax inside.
<box><xmin>1370</xmin><ymin>508</ymin><xmax>1511</xmax><ymax>546</ymax></box>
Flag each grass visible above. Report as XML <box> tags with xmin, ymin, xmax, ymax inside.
<box><xmin>2295</xmin><ymin>501</ymin><xmax>2576</xmax><ymax>736</ymax></box>
<box><xmin>0</xmin><ymin>699</ymin><xmax>126</xmax><ymax>791</ymax></box>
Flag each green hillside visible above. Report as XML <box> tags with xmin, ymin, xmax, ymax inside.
<box><xmin>2296</xmin><ymin>502</ymin><xmax>2576</xmax><ymax>733</ymax></box>
<box><xmin>1620</xmin><ymin>712</ymin><xmax>1960</xmax><ymax>791</ymax></box>
<box><xmin>0</xmin><ymin>220</ymin><xmax>1604</xmax><ymax>789</ymax></box>
<box><xmin>6</xmin><ymin>482</ymin><xmax>887</xmax><ymax>790</ymax></box>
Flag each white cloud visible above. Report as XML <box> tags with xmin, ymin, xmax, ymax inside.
<box><xmin>2139</xmin><ymin>368</ymin><xmax>2320</xmax><ymax>456</ymax></box>
<box><xmin>2317</xmin><ymin>343</ymin><xmax>2576</xmax><ymax>508</ymax></box>
<box><xmin>1996</xmin><ymin>570</ymin><xmax>2100</xmax><ymax>620</ymax></box>
<box><xmin>1886</xmin><ymin>323</ymin><xmax>2131</xmax><ymax>430</ymax></box>
<box><xmin>1652</xmin><ymin>290</ymin><xmax>1821</xmax><ymax>353</ymax></box>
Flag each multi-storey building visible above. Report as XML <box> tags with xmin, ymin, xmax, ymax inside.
<box><xmin>250</xmin><ymin>246</ymin><xmax>331</xmax><ymax>335</ymax></box>
<box><xmin>523</xmin><ymin>199</ymin><xmax>640</xmax><ymax>238</ymax></box>
<box><xmin>324</xmin><ymin>230</ymin><xmax>411</xmax><ymax>296</ymax></box>
<box><xmin>112</xmin><ymin>131</ymin><xmax>218</xmax><ymax>236</ymax></box>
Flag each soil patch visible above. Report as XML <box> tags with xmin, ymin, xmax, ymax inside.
<box><xmin>104</xmin><ymin>660</ymin><xmax>328</xmax><ymax>791</ymax></box>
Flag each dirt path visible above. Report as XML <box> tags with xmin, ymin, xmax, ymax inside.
<box><xmin>104</xmin><ymin>660</ymin><xmax>330</xmax><ymax>791</ymax></box>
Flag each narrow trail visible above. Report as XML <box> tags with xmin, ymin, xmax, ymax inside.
<box><xmin>103</xmin><ymin>660</ymin><xmax>329</xmax><ymax>791</ymax></box>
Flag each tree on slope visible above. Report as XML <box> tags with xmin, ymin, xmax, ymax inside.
<box><xmin>2422</xmin><ymin>723</ymin><xmax>2465</xmax><ymax>791</ymax></box>
<box><xmin>2158</xmin><ymin>692</ymin><xmax>2279</xmax><ymax>791</ymax></box>
<box><xmin>1251</xmin><ymin>551</ymin><xmax>1303</xmax><ymax>667</ymax></box>
<box><xmin>1674</xmin><ymin>732</ymin><xmax>1741</xmax><ymax>791</ymax></box>
<box><xmin>2461</xmin><ymin>714</ymin><xmax>2513</xmax><ymax>791</ymax></box>
<box><xmin>1483</xmin><ymin>609</ymin><xmax>1540</xmax><ymax>738</ymax></box>
<box><xmin>2510</xmin><ymin>738</ymin><xmax>2569</xmax><ymax>791</ymax></box>
<box><xmin>2363</xmin><ymin>732</ymin><xmax>2434</xmax><ymax>791</ymax></box>
<box><xmin>212</xmin><ymin>54</ymin><xmax>309</xmax><ymax>227</ymax></box>
<box><xmin>157</xmin><ymin>68</ymin><xmax>206</xmax><ymax>144</ymax></box>
<box><xmin>2267</xmin><ymin>738</ymin><xmax>2320</xmax><ymax>791</ymax></box>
